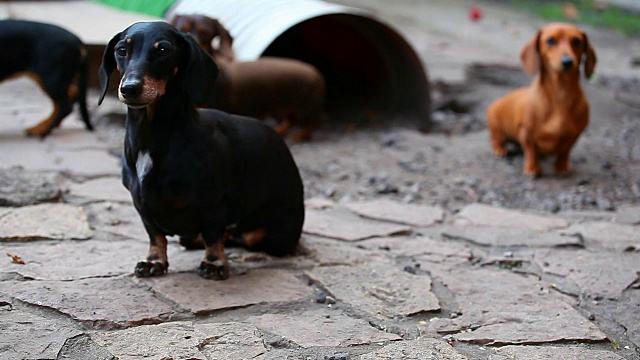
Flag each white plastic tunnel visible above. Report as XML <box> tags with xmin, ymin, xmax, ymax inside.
<box><xmin>166</xmin><ymin>0</ymin><xmax>431</xmax><ymax>129</ymax></box>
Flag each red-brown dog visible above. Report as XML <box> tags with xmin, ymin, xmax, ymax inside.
<box><xmin>486</xmin><ymin>23</ymin><xmax>597</xmax><ymax>176</ymax></box>
<box><xmin>170</xmin><ymin>14</ymin><xmax>326</xmax><ymax>141</ymax></box>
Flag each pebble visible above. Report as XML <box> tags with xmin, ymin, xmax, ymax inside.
<box><xmin>540</xmin><ymin>199</ymin><xmax>561</xmax><ymax>213</ymax></box>
<box><xmin>596</xmin><ymin>197</ymin><xmax>615</xmax><ymax>211</ymax></box>
<box><xmin>576</xmin><ymin>177</ymin><xmax>591</xmax><ymax>186</ymax></box>
<box><xmin>376</xmin><ymin>183</ymin><xmax>399</xmax><ymax>194</ymax></box>
<box><xmin>324</xmin><ymin>187</ymin><xmax>336</xmax><ymax>198</ymax></box>
<box><xmin>325</xmin><ymin>353</ymin><xmax>350</xmax><ymax>360</ymax></box>
<box><xmin>403</xmin><ymin>265</ymin><xmax>417</xmax><ymax>274</ymax></box>
<box><xmin>316</xmin><ymin>290</ymin><xmax>327</xmax><ymax>304</ymax></box>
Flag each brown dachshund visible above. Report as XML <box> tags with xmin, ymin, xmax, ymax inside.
<box><xmin>170</xmin><ymin>14</ymin><xmax>326</xmax><ymax>141</ymax></box>
<box><xmin>486</xmin><ymin>23</ymin><xmax>597</xmax><ymax>176</ymax></box>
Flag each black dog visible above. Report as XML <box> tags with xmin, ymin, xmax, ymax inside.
<box><xmin>98</xmin><ymin>21</ymin><xmax>305</xmax><ymax>280</ymax></box>
<box><xmin>0</xmin><ymin>20</ymin><xmax>92</xmax><ymax>137</ymax></box>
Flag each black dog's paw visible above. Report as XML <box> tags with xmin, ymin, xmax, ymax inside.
<box><xmin>134</xmin><ymin>260</ymin><xmax>168</xmax><ymax>277</ymax></box>
<box><xmin>197</xmin><ymin>260</ymin><xmax>229</xmax><ymax>280</ymax></box>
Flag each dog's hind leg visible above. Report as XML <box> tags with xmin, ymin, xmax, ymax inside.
<box><xmin>256</xmin><ymin>203</ymin><xmax>304</xmax><ymax>257</ymax></box>
<box><xmin>554</xmin><ymin>150</ymin><xmax>572</xmax><ymax>175</ymax></box>
<box><xmin>25</xmin><ymin>74</ymin><xmax>74</xmax><ymax>137</ymax></box>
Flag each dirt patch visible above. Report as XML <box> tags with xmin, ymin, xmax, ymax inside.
<box><xmin>290</xmin><ymin>63</ymin><xmax>640</xmax><ymax>213</ymax></box>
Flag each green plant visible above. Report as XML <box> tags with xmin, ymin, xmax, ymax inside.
<box><xmin>511</xmin><ymin>0</ymin><xmax>640</xmax><ymax>36</ymax></box>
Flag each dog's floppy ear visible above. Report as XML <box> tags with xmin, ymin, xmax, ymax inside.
<box><xmin>212</xmin><ymin>19</ymin><xmax>234</xmax><ymax>62</ymax></box>
<box><xmin>98</xmin><ymin>32</ymin><xmax>122</xmax><ymax>105</ymax></box>
<box><xmin>520</xmin><ymin>30</ymin><xmax>541</xmax><ymax>76</ymax></box>
<box><xmin>582</xmin><ymin>32</ymin><xmax>597</xmax><ymax>79</ymax></box>
<box><xmin>179</xmin><ymin>32</ymin><xmax>219</xmax><ymax>105</ymax></box>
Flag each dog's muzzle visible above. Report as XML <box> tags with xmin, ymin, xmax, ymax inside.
<box><xmin>561</xmin><ymin>55</ymin><xmax>574</xmax><ymax>71</ymax></box>
<box><xmin>119</xmin><ymin>76</ymin><xmax>147</xmax><ymax>107</ymax></box>
<box><xmin>118</xmin><ymin>73</ymin><xmax>166</xmax><ymax>108</ymax></box>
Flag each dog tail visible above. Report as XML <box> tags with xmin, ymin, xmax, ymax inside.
<box><xmin>78</xmin><ymin>46</ymin><xmax>93</xmax><ymax>131</ymax></box>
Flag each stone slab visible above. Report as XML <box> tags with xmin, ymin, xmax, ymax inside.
<box><xmin>0</xmin><ymin>239</ymin><xmax>145</xmax><ymax>280</ymax></box>
<box><xmin>442</xmin><ymin>225</ymin><xmax>582</xmax><ymax>247</ymax></box>
<box><xmin>534</xmin><ymin>249</ymin><xmax>640</xmax><ymax>299</ymax></box>
<box><xmin>0</xmin><ymin>203</ymin><xmax>92</xmax><ymax>241</ymax></box>
<box><xmin>359</xmin><ymin>338</ymin><xmax>468</xmax><ymax>360</ymax></box>
<box><xmin>247</xmin><ymin>308</ymin><xmax>401</xmax><ymax>348</ymax></box>
<box><xmin>141</xmin><ymin>270</ymin><xmax>310</xmax><ymax>315</ymax></box>
<box><xmin>0</xmin><ymin>138</ymin><xmax>120</xmax><ymax>177</ymax></box>
<box><xmin>429</xmin><ymin>268</ymin><xmax>607</xmax><ymax>345</ymax></box>
<box><xmin>360</xmin><ymin>235</ymin><xmax>474</xmax><ymax>267</ymax></box>
<box><xmin>490</xmin><ymin>345</ymin><xmax>626</xmax><ymax>360</ymax></box>
<box><xmin>0</xmin><ymin>277</ymin><xmax>175</xmax><ymax>330</ymax></box>
<box><xmin>91</xmin><ymin>321</ymin><xmax>203</xmax><ymax>360</ymax></box>
<box><xmin>609</xmin><ymin>289</ymin><xmax>640</xmax><ymax>348</ymax></box>
<box><xmin>615</xmin><ymin>206</ymin><xmax>640</xmax><ymax>225</ymax></box>
<box><xmin>0</xmin><ymin>166</ymin><xmax>60</xmax><ymax>206</ymax></box>
<box><xmin>302</xmin><ymin>235</ymin><xmax>383</xmax><ymax>266</ymax></box>
<box><xmin>195</xmin><ymin>322</ymin><xmax>267</xmax><ymax>359</ymax></box>
<box><xmin>56</xmin><ymin>334</ymin><xmax>117</xmax><ymax>360</ymax></box>
<box><xmin>0</xmin><ymin>307</ymin><xmax>83</xmax><ymax>360</ymax></box>
<box><xmin>65</xmin><ymin>177</ymin><xmax>132</xmax><ymax>204</ymax></box>
<box><xmin>344</xmin><ymin>199</ymin><xmax>445</xmax><ymax>227</ymax></box>
<box><xmin>456</xmin><ymin>204</ymin><xmax>569</xmax><ymax>231</ymax></box>
<box><xmin>304</xmin><ymin>207</ymin><xmax>412</xmax><ymax>241</ymax></box>
<box><xmin>306</xmin><ymin>260</ymin><xmax>440</xmax><ymax>318</ymax></box>
<box><xmin>83</xmin><ymin>202</ymin><xmax>148</xmax><ymax>242</ymax></box>
<box><xmin>561</xmin><ymin>222</ymin><xmax>640</xmax><ymax>251</ymax></box>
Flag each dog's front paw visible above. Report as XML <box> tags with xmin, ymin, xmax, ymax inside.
<box><xmin>554</xmin><ymin>162</ymin><xmax>572</xmax><ymax>176</ymax></box>
<box><xmin>135</xmin><ymin>260</ymin><xmax>168</xmax><ymax>277</ymax></box>
<box><xmin>197</xmin><ymin>260</ymin><xmax>229</xmax><ymax>280</ymax></box>
<box><xmin>523</xmin><ymin>163</ymin><xmax>541</xmax><ymax>178</ymax></box>
<box><xmin>492</xmin><ymin>147</ymin><xmax>508</xmax><ymax>157</ymax></box>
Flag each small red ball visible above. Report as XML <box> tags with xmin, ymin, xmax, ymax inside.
<box><xmin>469</xmin><ymin>7</ymin><xmax>483</xmax><ymax>22</ymax></box>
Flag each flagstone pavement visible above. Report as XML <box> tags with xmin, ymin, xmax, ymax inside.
<box><xmin>0</xmin><ymin>79</ymin><xmax>638</xmax><ymax>359</ymax></box>
<box><xmin>1</xmin><ymin>0</ymin><xmax>640</xmax><ymax>358</ymax></box>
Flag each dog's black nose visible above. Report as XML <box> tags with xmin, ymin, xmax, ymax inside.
<box><xmin>561</xmin><ymin>55</ymin><xmax>574</xmax><ymax>70</ymax></box>
<box><xmin>120</xmin><ymin>78</ymin><xmax>143</xmax><ymax>98</ymax></box>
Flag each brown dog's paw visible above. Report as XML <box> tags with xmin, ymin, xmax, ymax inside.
<box><xmin>134</xmin><ymin>260</ymin><xmax>169</xmax><ymax>277</ymax></box>
<box><xmin>197</xmin><ymin>259</ymin><xmax>229</xmax><ymax>280</ymax></box>
<box><xmin>492</xmin><ymin>147</ymin><xmax>508</xmax><ymax>157</ymax></box>
<box><xmin>523</xmin><ymin>170</ymin><xmax>541</xmax><ymax>178</ymax></box>
<box><xmin>25</xmin><ymin>124</ymin><xmax>52</xmax><ymax>138</ymax></box>
<box><xmin>523</xmin><ymin>163</ymin><xmax>542</xmax><ymax>178</ymax></box>
<box><xmin>554</xmin><ymin>163</ymin><xmax>572</xmax><ymax>175</ymax></box>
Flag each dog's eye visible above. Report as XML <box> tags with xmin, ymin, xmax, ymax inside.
<box><xmin>546</xmin><ymin>38</ymin><xmax>556</xmax><ymax>46</ymax></box>
<box><xmin>115</xmin><ymin>46</ymin><xmax>127</xmax><ymax>56</ymax></box>
<box><xmin>571</xmin><ymin>38</ymin><xmax>582</xmax><ymax>47</ymax></box>
<box><xmin>155</xmin><ymin>43</ymin><xmax>174</xmax><ymax>54</ymax></box>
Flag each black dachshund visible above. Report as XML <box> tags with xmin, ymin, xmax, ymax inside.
<box><xmin>0</xmin><ymin>20</ymin><xmax>92</xmax><ymax>137</ymax></box>
<box><xmin>98</xmin><ymin>21</ymin><xmax>304</xmax><ymax>280</ymax></box>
